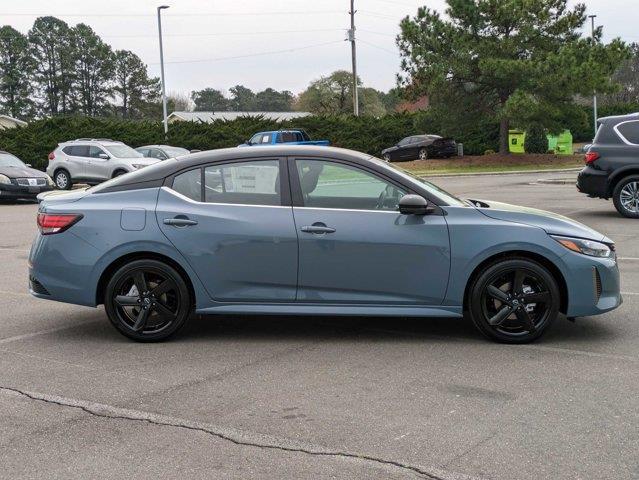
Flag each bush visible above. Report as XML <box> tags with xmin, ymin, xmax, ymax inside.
<box><xmin>484</xmin><ymin>149</ymin><xmax>496</xmax><ymax>155</ymax></box>
<box><xmin>524</xmin><ymin>123</ymin><xmax>547</xmax><ymax>154</ymax></box>
<box><xmin>0</xmin><ymin>112</ymin><xmax>499</xmax><ymax>170</ymax></box>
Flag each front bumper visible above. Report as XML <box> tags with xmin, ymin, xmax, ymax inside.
<box><xmin>0</xmin><ymin>183</ymin><xmax>53</xmax><ymax>200</ymax></box>
<box><xmin>576</xmin><ymin>166</ymin><xmax>609</xmax><ymax>199</ymax></box>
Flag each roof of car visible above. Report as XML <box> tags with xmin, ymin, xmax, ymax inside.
<box><xmin>60</xmin><ymin>138</ymin><xmax>124</xmax><ymax>145</ymax></box>
<box><xmin>598</xmin><ymin>112</ymin><xmax>639</xmax><ymax>124</ymax></box>
<box><xmin>137</xmin><ymin>145</ymin><xmax>187</xmax><ymax>149</ymax></box>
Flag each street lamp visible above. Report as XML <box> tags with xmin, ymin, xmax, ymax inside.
<box><xmin>589</xmin><ymin>14</ymin><xmax>598</xmax><ymax>137</ymax></box>
<box><xmin>157</xmin><ymin>5</ymin><xmax>170</xmax><ymax>138</ymax></box>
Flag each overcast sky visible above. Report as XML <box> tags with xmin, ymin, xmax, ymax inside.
<box><xmin>3</xmin><ymin>0</ymin><xmax>636</xmax><ymax>97</ymax></box>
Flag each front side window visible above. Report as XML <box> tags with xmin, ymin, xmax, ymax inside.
<box><xmin>616</xmin><ymin>121</ymin><xmax>639</xmax><ymax>145</ymax></box>
<box><xmin>296</xmin><ymin>159</ymin><xmax>406</xmax><ymax>211</ymax></box>
<box><xmin>89</xmin><ymin>146</ymin><xmax>107</xmax><ymax>158</ymax></box>
<box><xmin>104</xmin><ymin>144</ymin><xmax>143</xmax><ymax>158</ymax></box>
<box><xmin>205</xmin><ymin>160</ymin><xmax>281</xmax><ymax>206</ymax></box>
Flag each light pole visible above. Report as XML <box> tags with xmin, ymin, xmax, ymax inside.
<box><xmin>157</xmin><ymin>5</ymin><xmax>170</xmax><ymax>138</ymax></box>
<box><xmin>349</xmin><ymin>0</ymin><xmax>359</xmax><ymax>116</ymax></box>
<box><xmin>589</xmin><ymin>14</ymin><xmax>598</xmax><ymax>137</ymax></box>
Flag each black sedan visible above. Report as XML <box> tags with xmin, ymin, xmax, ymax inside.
<box><xmin>0</xmin><ymin>151</ymin><xmax>54</xmax><ymax>200</ymax></box>
<box><xmin>381</xmin><ymin>135</ymin><xmax>457</xmax><ymax>162</ymax></box>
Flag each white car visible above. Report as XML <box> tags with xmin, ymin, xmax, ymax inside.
<box><xmin>47</xmin><ymin>139</ymin><xmax>159</xmax><ymax>190</ymax></box>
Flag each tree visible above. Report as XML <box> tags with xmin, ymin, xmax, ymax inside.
<box><xmin>167</xmin><ymin>92</ymin><xmax>192</xmax><ymax>112</ymax></box>
<box><xmin>524</xmin><ymin>123</ymin><xmax>548</xmax><ymax>153</ymax></box>
<box><xmin>0</xmin><ymin>26</ymin><xmax>35</xmax><ymax>119</ymax></box>
<box><xmin>191</xmin><ymin>88</ymin><xmax>229</xmax><ymax>111</ymax></box>
<box><xmin>229</xmin><ymin>85</ymin><xmax>256</xmax><ymax>111</ymax></box>
<box><xmin>296</xmin><ymin>70</ymin><xmax>360</xmax><ymax>114</ymax></box>
<box><xmin>358</xmin><ymin>88</ymin><xmax>386</xmax><ymax>117</ymax></box>
<box><xmin>378</xmin><ymin>87</ymin><xmax>403</xmax><ymax>113</ymax></box>
<box><xmin>113</xmin><ymin>50</ymin><xmax>160</xmax><ymax>118</ymax></box>
<box><xmin>29</xmin><ymin>16</ymin><xmax>78</xmax><ymax>115</ymax></box>
<box><xmin>71</xmin><ymin>24</ymin><xmax>114</xmax><ymax>116</ymax></box>
<box><xmin>253</xmin><ymin>88</ymin><xmax>293</xmax><ymax>111</ymax></box>
<box><xmin>601</xmin><ymin>43</ymin><xmax>639</xmax><ymax>105</ymax></box>
<box><xmin>398</xmin><ymin>1</ymin><xmax>630</xmax><ymax>153</ymax></box>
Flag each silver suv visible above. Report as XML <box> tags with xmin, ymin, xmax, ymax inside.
<box><xmin>47</xmin><ymin>139</ymin><xmax>159</xmax><ymax>189</ymax></box>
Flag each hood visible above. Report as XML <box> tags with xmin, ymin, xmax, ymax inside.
<box><xmin>470</xmin><ymin>199</ymin><xmax>610</xmax><ymax>243</ymax></box>
<box><xmin>0</xmin><ymin>165</ymin><xmax>48</xmax><ymax>178</ymax></box>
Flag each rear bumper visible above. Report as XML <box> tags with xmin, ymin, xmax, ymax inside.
<box><xmin>576</xmin><ymin>166</ymin><xmax>609</xmax><ymax>199</ymax></box>
<box><xmin>0</xmin><ymin>183</ymin><xmax>53</xmax><ymax>200</ymax></box>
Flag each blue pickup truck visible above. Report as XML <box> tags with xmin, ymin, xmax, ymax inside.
<box><xmin>239</xmin><ymin>129</ymin><xmax>330</xmax><ymax>147</ymax></box>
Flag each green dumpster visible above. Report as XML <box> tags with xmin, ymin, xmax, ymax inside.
<box><xmin>553</xmin><ymin>130</ymin><xmax>573</xmax><ymax>155</ymax></box>
<box><xmin>509</xmin><ymin>130</ymin><xmax>526</xmax><ymax>154</ymax></box>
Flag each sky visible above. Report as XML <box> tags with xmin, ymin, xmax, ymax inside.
<box><xmin>2</xmin><ymin>0</ymin><xmax>637</xmax><ymax>98</ymax></box>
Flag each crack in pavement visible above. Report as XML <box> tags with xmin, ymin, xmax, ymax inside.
<box><xmin>1</xmin><ymin>386</ymin><xmax>482</xmax><ymax>480</ymax></box>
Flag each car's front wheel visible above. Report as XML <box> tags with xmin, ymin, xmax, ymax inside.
<box><xmin>104</xmin><ymin>259</ymin><xmax>191</xmax><ymax>342</ymax></box>
<box><xmin>467</xmin><ymin>257</ymin><xmax>560</xmax><ymax>343</ymax></box>
<box><xmin>612</xmin><ymin>175</ymin><xmax>639</xmax><ymax>218</ymax></box>
<box><xmin>382</xmin><ymin>153</ymin><xmax>391</xmax><ymax>162</ymax></box>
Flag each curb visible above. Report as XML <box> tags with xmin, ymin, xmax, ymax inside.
<box><xmin>421</xmin><ymin>167</ymin><xmax>582</xmax><ymax>178</ymax></box>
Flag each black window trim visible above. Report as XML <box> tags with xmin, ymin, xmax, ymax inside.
<box><xmin>614</xmin><ymin>120</ymin><xmax>639</xmax><ymax>146</ymax></box>
<box><xmin>165</xmin><ymin>157</ymin><xmax>290</xmax><ymax>207</ymax></box>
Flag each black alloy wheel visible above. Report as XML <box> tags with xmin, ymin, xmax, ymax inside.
<box><xmin>468</xmin><ymin>258</ymin><xmax>560</xmax><ymax>343</ymax></box>
<box><xmin>105</xmin><ymin>259</ymin><xmax>191</xmax><ymax>341</ymax></box>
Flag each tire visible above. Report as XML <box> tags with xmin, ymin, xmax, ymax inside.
<box><xmin>418</xmin><ymin>148</ymin><xmax>428</xmax><ymax>160</ymax></box>
<box><xmin>467</xmin><ymin>257</ymin><xmax>560</xmax><ymax>344</ymax></box>
<box><xmin>54</xmin><ymin>169</ymin><xmax>72</xmax><ymax>190</ymax></box>
<box><xmin>104</xmin><ymin>259</ymin><xmax>191</xmax><ymax>342</ymax></box>
<box><xmin>612</xmin><ymin>175</ymin><xmax>639</xmax><ymax>218</ymax></box>
<box><xmin>382</xmin><ymin>153</ymin><xmax>391</xmax><ymax>162</ymax></box>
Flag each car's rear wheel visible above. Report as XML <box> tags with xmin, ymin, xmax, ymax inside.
<box><xmin>418</xmin><ymin>148</ymin><xmax>428</xmax><ymax>160</ymax></box>
<box><xmin>54</xmin><ymin>169</ymin><xmax>72</xmax><ymax>190</ymax></box>
<box><xmin>468</xmin><ymin>258</ymin><xmax>560</xmax><ymax>343</ymax></box>
<box><xmin>612</xmin><ymin>175</ymin><xmax>639</xmax><ymax>218</ymax></box>
<box><xmin>104</xmin><ymin>259</ymin><xmax>191</xmax><ymax>342</ymax></box>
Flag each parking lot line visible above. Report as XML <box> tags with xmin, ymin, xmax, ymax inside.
<box><xmin>0</xmin><ymin>322</ymin><xmax>99</xmax><ymax>346</ymax></box>
<box><xmin>0</xmin><ymin>247</ymin><xmax>30</xmax><ymax>253</ymax></box>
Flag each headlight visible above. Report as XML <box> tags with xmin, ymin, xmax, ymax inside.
<box><xmin>551</xmin><ymin>235</ymin><xmax>614</xmax><ymax>258</ymax></box>
<box><xmin>0</xmin><ymin>174</ymin><xmax>10</xmax><ymax>185</ymax></box>
<box><xmin>132</xmin><ymin>164</ymin><xmax>147</xmax><ymax>170</ymax></box>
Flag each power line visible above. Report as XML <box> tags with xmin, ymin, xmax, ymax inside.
<box><xmin>359</xmin><ymin>28</ymin><xmax>398</xmax><ymax>38</ymax></box>
<box><xmin>149</xmin><ymin>40</ymin><xmax>344</xmax><ymax>66</ymax></box>
<box><xmin>0</xmin><ymin>10</ymin><xmax>344</xmax><ymax>17</ymax></box>
<box><xmin>358</xmin><ymin>38</ymin><xmax>397</xmax><ymax>56</ymax></box>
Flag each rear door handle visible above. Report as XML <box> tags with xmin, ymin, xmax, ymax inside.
<box><xmin>164</xmin><ymin>216</ymin><xmax>198</xmax><ymax>227</ymax></box>
<box><xmin>301</xmin><ymin>224</ymin><xmax>336</xmax><ymax>234</ymax></box>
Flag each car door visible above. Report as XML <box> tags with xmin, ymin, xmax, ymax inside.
<box><xmin>86</xmin><ymin>146</ymin><xmax>111</xmax><ymax>181</ymax></box>
<box><xmin>396</xmin><ymin>137</ymin><xmax>413</xmax><ymax>160</ymax></box>
<box><xmin>61</xmin><ymin>145</ymin><xmax>88</xmax><ymax>179</ymax></box>
<box><xmin>156</xmin><ymin>157</ymin><xmax>298</xmax><ymax>302</ymax></box>
<box><xmin>290</xmin><ymin>157</ymin><xmax>450</xmax><ymax>305</ymax></box>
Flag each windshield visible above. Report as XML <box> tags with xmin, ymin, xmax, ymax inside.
<box><xmin>163</xmin><ymin>147</ymin><xmax>189</xmax><ymax>158</ymax></box>
<box><xmin>104</xmin><ymin>144</ymin><xmax>143</xmax><ymax>158</ymax></box>
<box><xmin>370</xmin><ymin>156</ymin><xmax>467</xmax><ymax>206</ymax></box>
<box><xmin>0</xmin><ymin>153</ymin><xmax>27</xmax><ymax>168</ymax></box>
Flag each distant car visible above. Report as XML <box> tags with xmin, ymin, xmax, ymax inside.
<box><xmin>47</xmin><ymin>139</ymin><xmax>159</xmax><ymax>190</ymax></box>
<box><xmin>577</xmin><ymin>112</ymin><xmax>639</xmax><ymax>218</ymax></box>
<box><xmin>136</xmin><ymin>145</ymin><xmax>190</xmax><ymax>160</ymax></box>
<box><xmin>381</xmin><ymin>135</ymin><xmax>457</xmax><ymax>162</ymax></box>
<box><xmin>239</xmin><ymin>129</ymin><xmax>329</xmax><ymax>147</ymax></box>
<box><xmin>0</xmin><ymin>151</ymin><xmax>54</xmax><ymax>200</ymax></box>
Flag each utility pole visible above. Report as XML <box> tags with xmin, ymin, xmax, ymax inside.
<box><xmin>349</xmin><ymin>0</ymin><xmax>359</xmax><ymax>116</ymax></box>
<box><xmin>157</xmin><ymin>5</ymin><xmax>170</xmax><ymax>139</ymax></box>
<box><xmin>589</xmin><ymin>14</ymin><xmax>598</xmax><ymax>137</ymax></box>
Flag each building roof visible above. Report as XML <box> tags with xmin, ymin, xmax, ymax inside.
<box><xmin>168</xmin><ymin>111</ymin><xmax>311</xmax><ymax>123</ymax></box>
<box><xmin>0</xmin><ymin>114</ymin><xmax>28</xmax><ymax>128</ymax></box>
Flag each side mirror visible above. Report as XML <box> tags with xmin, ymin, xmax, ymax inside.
<box><xmin>98</xmin><ymin>153</ymin><xmax>109</xmax><ymax>160</ymax></box>
<box><xmin>26</xmin><ymin>163</ymin><xmax>32</xmax><ymax>167</ymax></box>
<box><xmin>399</xmin><ymin>194</ymin><xmax>434</xmax><ymax>215</ymax></box>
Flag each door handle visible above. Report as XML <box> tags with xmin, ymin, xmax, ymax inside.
<box><xmin>164</xmin><ymin>217</ymin><xmax>198</xmax><ymax>227</ymax></box>
<box><xmin>301</xmin><ymin>224</ymin><xmax>336</xmax><ymax>234</ymax></box>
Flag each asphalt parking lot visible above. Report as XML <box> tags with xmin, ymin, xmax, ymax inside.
<box><xmin>1</xmin><ymin>170</ymin><xmax>638</xmax><ymax>480</ymax></box>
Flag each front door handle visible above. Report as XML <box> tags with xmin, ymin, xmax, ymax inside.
<box><xmin>301</xmin><ymin>223</ymin><xmax>336</xmax><ymax>234</ymax></box>
<box><xmin>164</xmin><ymin>216</ymin><xmax>198</xmax><ymax>227</ymax></box>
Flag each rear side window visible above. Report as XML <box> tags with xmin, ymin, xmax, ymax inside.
<box><xmin>172</xmin><ymin>168</ymin><xmax>201</xmax><ymax>201</ymax></box>
<box><xmin>204</xmin><ymin>160</ymin><xmax>281</xmax><ymax>206</ymax></box>
<box><xmin>62</xmin><ymin>145</ymin><xmax>90</xmax><ymax>157</ymax></box>
<box><xmin>616</xmin><ymin>121</ymin><xmax>639</xmax><ymax>145</ymax></box>
<box><xmin>280</xmin><ymin>131</ymin><xmax>302</xmax><ymax>143</ymax></box>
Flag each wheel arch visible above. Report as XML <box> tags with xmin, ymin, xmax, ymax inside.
<box><xmin>608</xmin><ymin>168</ymin><xmax>639</xmax><ymax>196</ymax></box>
<box><xmin>112</xmin><ymin>168</ymin><xmax>129</xmax><ymax>178</ymax></box>
<box><xmin>96</xmin><ymin>251</ymin><xmax>196</xmax><ymax>307</ymax></box>
<box><xmin>462</xmin><ymin>250</ymin><xmax>568</xmax><ymax>314</ymax></box>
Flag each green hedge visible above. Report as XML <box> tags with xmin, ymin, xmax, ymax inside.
<box><xmin>0</xmin><ymin>113</ymin><xmax>498</xmax><ymax>170</ymax></box>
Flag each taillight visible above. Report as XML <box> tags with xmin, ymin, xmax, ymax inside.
<box><xmin>585</xmin><ymin>151</ymin><xmax>600</xmax><ymax>164</ymax></box>
<box><xmin>48</xmin><ymin>151</ymin><xmax>55</xmax><ymax>161</ymax></box>
<box><xmin>37</xmin><ymin>213</ymin><xmax>83</xmax><ymax>235</ymax></box>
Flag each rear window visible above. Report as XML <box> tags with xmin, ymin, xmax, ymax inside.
<box><xmin>62</xmin><ymin>145</ymin><xmax>89</xmax><ymax>157</ymax></box>
<box><xmin>616</xmin><ymin>121</ymin><xmax>639</xmax><ymax>145</ymax></box>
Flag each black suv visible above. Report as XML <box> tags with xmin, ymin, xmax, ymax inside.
<box><xmin>577</xmin><ymin>112</ymin><xmax>639</xmax><ymax>218</ymax></box>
